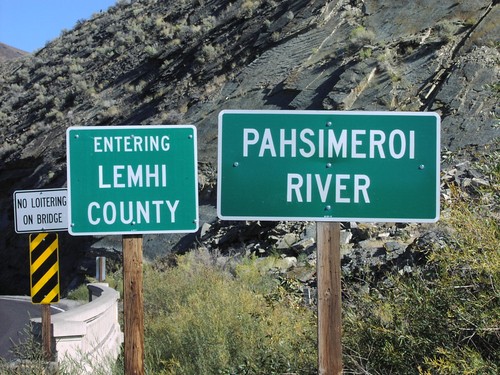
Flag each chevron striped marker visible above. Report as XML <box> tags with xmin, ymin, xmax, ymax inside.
<box><xmin>29</xmin><ymin>233</ymin><xmax>60</xmax><ymax>304</ymax></box>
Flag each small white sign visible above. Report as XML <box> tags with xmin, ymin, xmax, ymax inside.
<box><xmin>13</xmin><ymin>189</ymin><xmax>68</xmax><ymax>233</ymax></box>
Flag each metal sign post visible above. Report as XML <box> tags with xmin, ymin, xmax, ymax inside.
<box><xmin>96</xmin><ymin>256</ymin><xmax>107</xmax><ymax>282</ymax></box>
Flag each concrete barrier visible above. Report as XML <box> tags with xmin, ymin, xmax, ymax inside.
<box><xmin>32</xmin><ymin>283</ymin><xmax>123</xmax><ymax>373</ymax></box>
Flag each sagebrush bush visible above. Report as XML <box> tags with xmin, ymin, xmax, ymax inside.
<box><xmin>350</xmin><ymin>25</ymin><xmax>375</xmax><ymax>48</ymax></box>
<box><xmin>343</xmin><ymin>151</ymin><xmax>500</xmax><ymax>374</ymax></box>
<box><xmin>143</xmin><ymin>250</ymin><xmax>317</xmax><ymax>375</ymax></box>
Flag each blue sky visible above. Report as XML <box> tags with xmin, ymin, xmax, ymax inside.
<box><xmin>0</xmin><ymin>0</ymin><xmax>117</xmax><ymax>53</ymax></box>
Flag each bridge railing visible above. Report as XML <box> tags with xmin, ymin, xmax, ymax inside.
<box><xmin>31</xmin><ymin>283</ymin><xmax>123</xmax><ymax>373</ymax></box>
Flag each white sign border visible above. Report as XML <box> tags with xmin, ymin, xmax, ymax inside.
<box><xmin>66</xmin><ymin>125</ymin><xmax>199</xmax><ymax>236</ymax></box>
<box><xmin>217</xmin><ymin>109</ymin><xmax>441</xmax><ymax>223</ymax></box>
<box><xmin>13</xmin><ymin>188</ymin><xmax>68</xmax><ymax>233</ymax></box>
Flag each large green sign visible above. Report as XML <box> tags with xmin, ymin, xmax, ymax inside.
<box><xmin>218</xmin><ymin>110</ymin><xmax>440</xmax><ymax>222</ymax></box>
<box><xmin>67</xmin><ymin>125</ymin><xmax>198</xmax><ymax>235</ymax></box>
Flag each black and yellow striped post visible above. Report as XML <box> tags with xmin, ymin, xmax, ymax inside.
<box><xmin>29</xmin><ymin>233</ymin><xmax>60</xmax><ymax>304</ymax></box>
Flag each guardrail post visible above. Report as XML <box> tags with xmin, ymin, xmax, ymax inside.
<box><xmin>96</xmin><ymin>256</ymin><xmax>106</xmax><ymax>282</ymax></box>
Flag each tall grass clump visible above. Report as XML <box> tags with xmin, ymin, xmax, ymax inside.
<box><xmin>143</xmin><ymin>250</ymin><xmax>317</xmax><ymax>375</ymax></box>
<box><xmin>0</xmin><ymin>324</ymin><xmax>53</xmax><ymax>375</ymax></box>
<box><xmin>343</xmin><ymin>150</ymin><xmax>500</xmax><ymax>374</ymax></box>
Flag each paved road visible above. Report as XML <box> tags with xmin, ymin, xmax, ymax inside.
<box><xmin>0</xmin><ymin>297</ymin><xmax>70</xmax><ymax>361</ymax></box>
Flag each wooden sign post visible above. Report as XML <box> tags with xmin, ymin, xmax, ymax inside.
<box><xmin>123</xmin><ymin>234</ymin><xmax>145</xmax><ymax>375</ymax></box>
<box><xmin>218</xmin><ymin>110</ymin><xmax>440</xmax><ymax>374</ymax></box>
<box><xmin>317</xmin><ymin>222</ymin><xmax>342</xmax><ymax>374</ymax></box>
<box><xmin>41</xmin><ymin>304</ymin><xmax>52</xmax><ymax>361</ymax></box>
<box><xmin>67</xmin><ymin>125</ymin><xmax>199</xmax><ymax>375</ymax></box>
<box><xmin>27</xmin><ymin>232</ymin><xmax>60</xmax><ymax>362</ymax></box>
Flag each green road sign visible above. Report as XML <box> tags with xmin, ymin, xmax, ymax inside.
<box><xmin>218</xmin><ymin>110</ymin><xmax>440</xmax><ymax>222</ymax></box>
<box><xmin>67</xmin><ymin>125</ymin><xmax>198</xmax><ymax>235</ymax></box>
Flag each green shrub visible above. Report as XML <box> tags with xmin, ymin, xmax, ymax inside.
<box><xmin>435</xmin><ymin>19</ymin><xmax>459</xmax><ymax>42</ymax></box>
<box><xmin>359</xmin><ymin>47</ymin><xmax>372</xmax><ymax>60</ymax></box>
<box><xmin>239</xmin><ymin>0</ymin><xmax>261</xmax><ymax>19</ymax></box>
<box><xmin>143</xmin><ymin>250</ymin><xmax>317</xmax><ymax>375</ymax></box>
<box><xmin>66</xmin><ymin>283</ymin><xmax>89</xmax><ymax>301</ymax></box>
<box><xmin>343</xmin><ymin>152</ymin><xmax>500</xmax><ymax>374</ymax></box>
<box><xmin>350</xmin><ymin>26</ymin><xmax>375</xmax><ymax>48</ymax></box>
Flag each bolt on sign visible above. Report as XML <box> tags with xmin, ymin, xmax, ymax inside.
<box><xmin>218</xmin><ymin>110</ymin><xmax>440</xmax><ymax>222</ymax></box>
<box><xmin>13</xmin><ymin>189</ymin><xmax>68</xmax><ymax>233</ymax></box>
<box><xmin>29</xmin><ymin>233</ymin><xmax>60</xmax><ymax>304</ymax></box>
<box><xmin>66</xmin><ymin>125</ymin><xmax>199</xmax><ymax>235</ymax></box>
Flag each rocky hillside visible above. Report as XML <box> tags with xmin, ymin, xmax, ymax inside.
<box><xmin>0</xmin><ymin>0</ymin><xmax>498</xmax><ymax>295</ymax></box>
<box><xmin>0</xmin><ymin>43</ymin><xmax>28</xmax><ymax>62</ymax></box>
